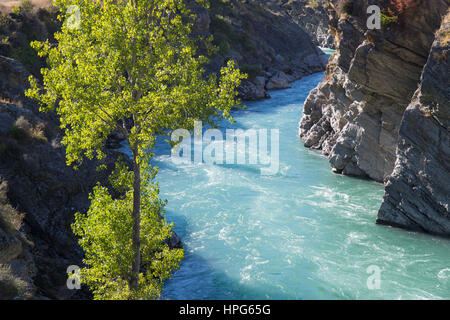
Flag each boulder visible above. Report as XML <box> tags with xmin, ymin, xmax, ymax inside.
<box><xmin>238</xmin><ymin>77</ymin><xmax>270</xmax><ymax>101</ymax></box>
<box><xmin>266</xmin><ymin>71</ymin><xmax>291</xmax><ymax>90</ymax></box>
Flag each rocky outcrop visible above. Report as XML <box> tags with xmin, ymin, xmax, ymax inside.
<box><xmin>300</xmin><ymin>0</ymin><xmax>448</xmax><ymax>181</ymax></box>
<box><xmin>251</xmin><ymin>0</ymin><xmax>335</xmax><ymax>49</ymax></box>
<box><xmin>377</xmin><ymin>12</ymin><xmax>450</xmax><ymax>236</ymax></box>
<box><xmin>0</xmin><ymin>178</ymin><xmax>37</xmax><ymax>299</ymax></box>
<box><xmin>238</xmin><ymin>76</ymin><xmax>270</xmax><ymax>100</ymax></box>
<box><xmin>200</xmin><ymin>0</ymin><xmax>328</xmax><ymax>100</ymax></box>
<box><xmin>299</xmin><ymin>0</ymin><xmax>449</xmax><ymax>236</ymax></box>
<box><xmin>266</xmin><ymin>71</ymin><xmax>292</xmax><ymax>91</ymax></box>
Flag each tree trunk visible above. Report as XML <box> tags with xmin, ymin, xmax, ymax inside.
<box><xmin>129</xmin><ymin>148</ymin><xmax>141</xmax><ymax>291</ymax></box>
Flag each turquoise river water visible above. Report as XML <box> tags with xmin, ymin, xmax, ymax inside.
<box><xmin>151</xmin><ymin>73</ymin><xmax>449</xmax><ymax>300</ymax></box>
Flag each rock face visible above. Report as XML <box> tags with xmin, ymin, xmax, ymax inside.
<box><xmin>377</xmin><ymin>12</ymin><xmax>450</xmax><ymax>236</ymax></box>
<box><xmin>281</xmin><ymin>0</ymin><xmax>335</xmax><ymax>48</ymax></box>
<box><xmin>299</xmin><ymin>0</ymin><xmax>449</xmax><ymax>236</ymax></box>
<box><xmin>300</xmin><ymin>0</ymin><xmax>448</xmax><ymax>181</ymax></box>
<box><xmin>238</xmin><ymin>76</ymin><xmax>271</xmax><ymax>100</ymax></box>
<box><xmin>200</xmin><ymin>0</ymin><xmax>328</xmax><ymax>100</ymax></box>
<box><xmin>0</xmin><ymin>55</ymin><xmax>135</xmax><ymax>299</ymax></box>
<box><xmin>253</xmin><ymin>0</ymin><xmax>335</xmax><ymax>49</ymax></box>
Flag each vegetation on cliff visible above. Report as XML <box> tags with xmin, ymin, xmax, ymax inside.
<box><xmin>26</xmin><ymin>0</ymin><xmax>244</xmax><ymax>299</ymax></box>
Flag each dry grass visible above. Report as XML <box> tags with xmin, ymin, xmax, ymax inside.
<box><xmin>8</xmin><ymin>116</ymin><xmax>48</xmax><ymax>143</ymax></box>
<box><xmin>0</xmin><ymin>97</ymin><xmax>24</xmax><ymax>108</ymax></box>
<box><xmin>0</xmin><ymin>0</ymin><xmax>52</xmax><ymax>13</ymax></box>
<box><xmin>433</xmin><ymin>50</ymin><xmax>448</xmax><ymax>61</ymax></box>
<box><xmin>0</xmin><ymin>264</ymin><xmax>28</xmax><ymax>299</ymax></box>
<box><xmin>0</xmin><ymin>180</ymin><xmax>24</xmax><ymax>235</ymax></box>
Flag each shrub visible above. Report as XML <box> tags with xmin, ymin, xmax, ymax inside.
<box><xmin>0</xmin><ymin>265</ymin><xmax>27</xmax><ymax>299</ymax></box>
<box><xmin>338</xmin><ymin>0</ymin><xmax>354</xmax><ymax>16</ymax></box>
<box><xmin>381</xmin><ymin>12</ymin><xmax>398</xmax><ymax>27</ymax></box>
<box><xmin>0</xmin><ymin>7</ymin><xmax>59</xmax><ymax>76</ymax></box>
<box><xmin>8</xmin><ymin>124</ymin><xmax>28</xmax><ymax>140</ymax></box>
<box><xmin>0</xmin><ymin>181</ymin><xmax>24</xmax><ymax>236</ymax></box>
<box><xmin>240</xmin><ymin>64</ymin><xmax>262</xmax><ymax>79</ymax></box>
<box><xmin>11</xmin><ymin>7</ymin><xmax>21</xmax><ymax>15</ymax></box>
<box><xmin>218</xmin><ymin>40</ymin><xmax>230</xmax><ymax>55</ymax></box>
<box><xmin>381</xmin><ymin>0</ymin><xmax>418</xmax><ymax>25</ymax></box>
<box><xmin>19</xmin><ymin>0</ymin><xmax>35</xmax><ymax>14</ymax></box>
<box><xmin>7</xmin><ymin>116</ymin><xmax>47</xmax><ymax>143</ymax></box>
<box><xmin>307</xmin><ymin>0</ymin><xmax>324</xmax><ymax>9</ymax></box>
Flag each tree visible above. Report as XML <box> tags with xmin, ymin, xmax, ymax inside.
<box><xmin>26</xmin><ymin>0</ymin><xmax>245</xmax><ymax>299</ymax></box>
<box><xmin>72</xmin><ymin>162</ymin><xmax>183</xmax><ymax>299</ymax></box>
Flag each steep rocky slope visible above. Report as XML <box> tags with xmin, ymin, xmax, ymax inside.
<box><xmin>377</xmin><ymin>11</ymin><xmax>450</xmax><ymax>235</ymax></box>
<box><xmin>299</xmin><ymin>0</ymin><xmax>449</xmax><ymax>236</ymax></box>
<box><xmin>197</xmin><ymin>0</ymin><xmax>329</xmax><ymax>100</ymax></box>
<box><xmin>252</xmin><ymin>0</ymin><xmax>335</xmax><ymax>48</ymax></box>
<box><xmin>0</xmin><ymin>55</ymin><xmax>126</xmax><ymax>298</ymax></box>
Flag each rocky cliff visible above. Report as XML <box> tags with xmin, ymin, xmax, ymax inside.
<box><xmin>299</xmin><ymin>0</ymin><xmax>449</xmax><ymax>236</ymax></box>
<box><xmin>253</xmin><ymin>0</ymin><xmax>335</xmax><ymax>49</ymax></box>
<box><xmin>377</xmin><ymin>11</ymin><xmax>450</xmax><ymax>236</ymax></box>
<box><xmin>0</xmin><ymin>55</ymin><xmax>127</xmax><ymax>298</ymax></box>
<box><xmin>197</xmin><ymin>0</ymin><xmax>329</xmax><ymax>100</ymax></box>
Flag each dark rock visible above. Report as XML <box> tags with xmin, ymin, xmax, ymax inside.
<box><xmin>266</xmin><ymin>71</ymin><xmax>291</xmax><ymax>90</ymax></box>
<box><xmin>198</xmin><ymin>0</ymin><xmax>326</xmax><ymax>101</ymax></box>
<box><xmin>0</xmin><ymin>113</ymin><xmax>15</xmax><ymax>134</ymax></box>
<box><xmin>238</xmin><ymin>77</ymin><xmax>270</xmax><ymax>101</ymax></box>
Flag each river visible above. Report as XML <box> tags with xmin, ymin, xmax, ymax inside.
<box><xmin>152</xmin><ymin>72</ymin><xmax>450</xmax><ymax>299</ymax></box>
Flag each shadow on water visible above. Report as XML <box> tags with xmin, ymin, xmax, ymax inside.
<box><xmin>162</xmin><ymin>209</ymin><xmax>342</xmax><ymax>300</ymax></box>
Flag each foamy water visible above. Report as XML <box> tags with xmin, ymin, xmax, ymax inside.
<box><xmin>152</xmin><ymin>73</ymin><xmax>450</xmax><ymax>300</ymax></box>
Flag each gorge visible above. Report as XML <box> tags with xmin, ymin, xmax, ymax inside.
<box><xmin>0</xmin><ymin>0</ymin><xmax>448</xmax><ymax>300</ymax></box>
<box><xmin>299</xmin><ymin>0</ymin><xmax>449</xmax><ymax>236</ymax></box>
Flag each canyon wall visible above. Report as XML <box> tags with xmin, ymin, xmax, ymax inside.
<box><xmin>194</xmin><ymin>0</ymin><xmax>329</xmax><ymax>100</ymax></box>
<box><xmin>299</xmin><ymin>0</ymin><xmax>449</xmax><ymax>236</ymax></box>
<box><xmin>252</xmin><ymin>0</ymin><xmax>335</xmax><ymax>48</ymax></box>
<box><xmin>377</xmin><ymin>12</ymin><xmax>450</xmax><ymax>235</ymax></box>
<box><xmin>0</xmin><ymin>55</ymin><xmax>125</xmax><ymax>298</ymax></box>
